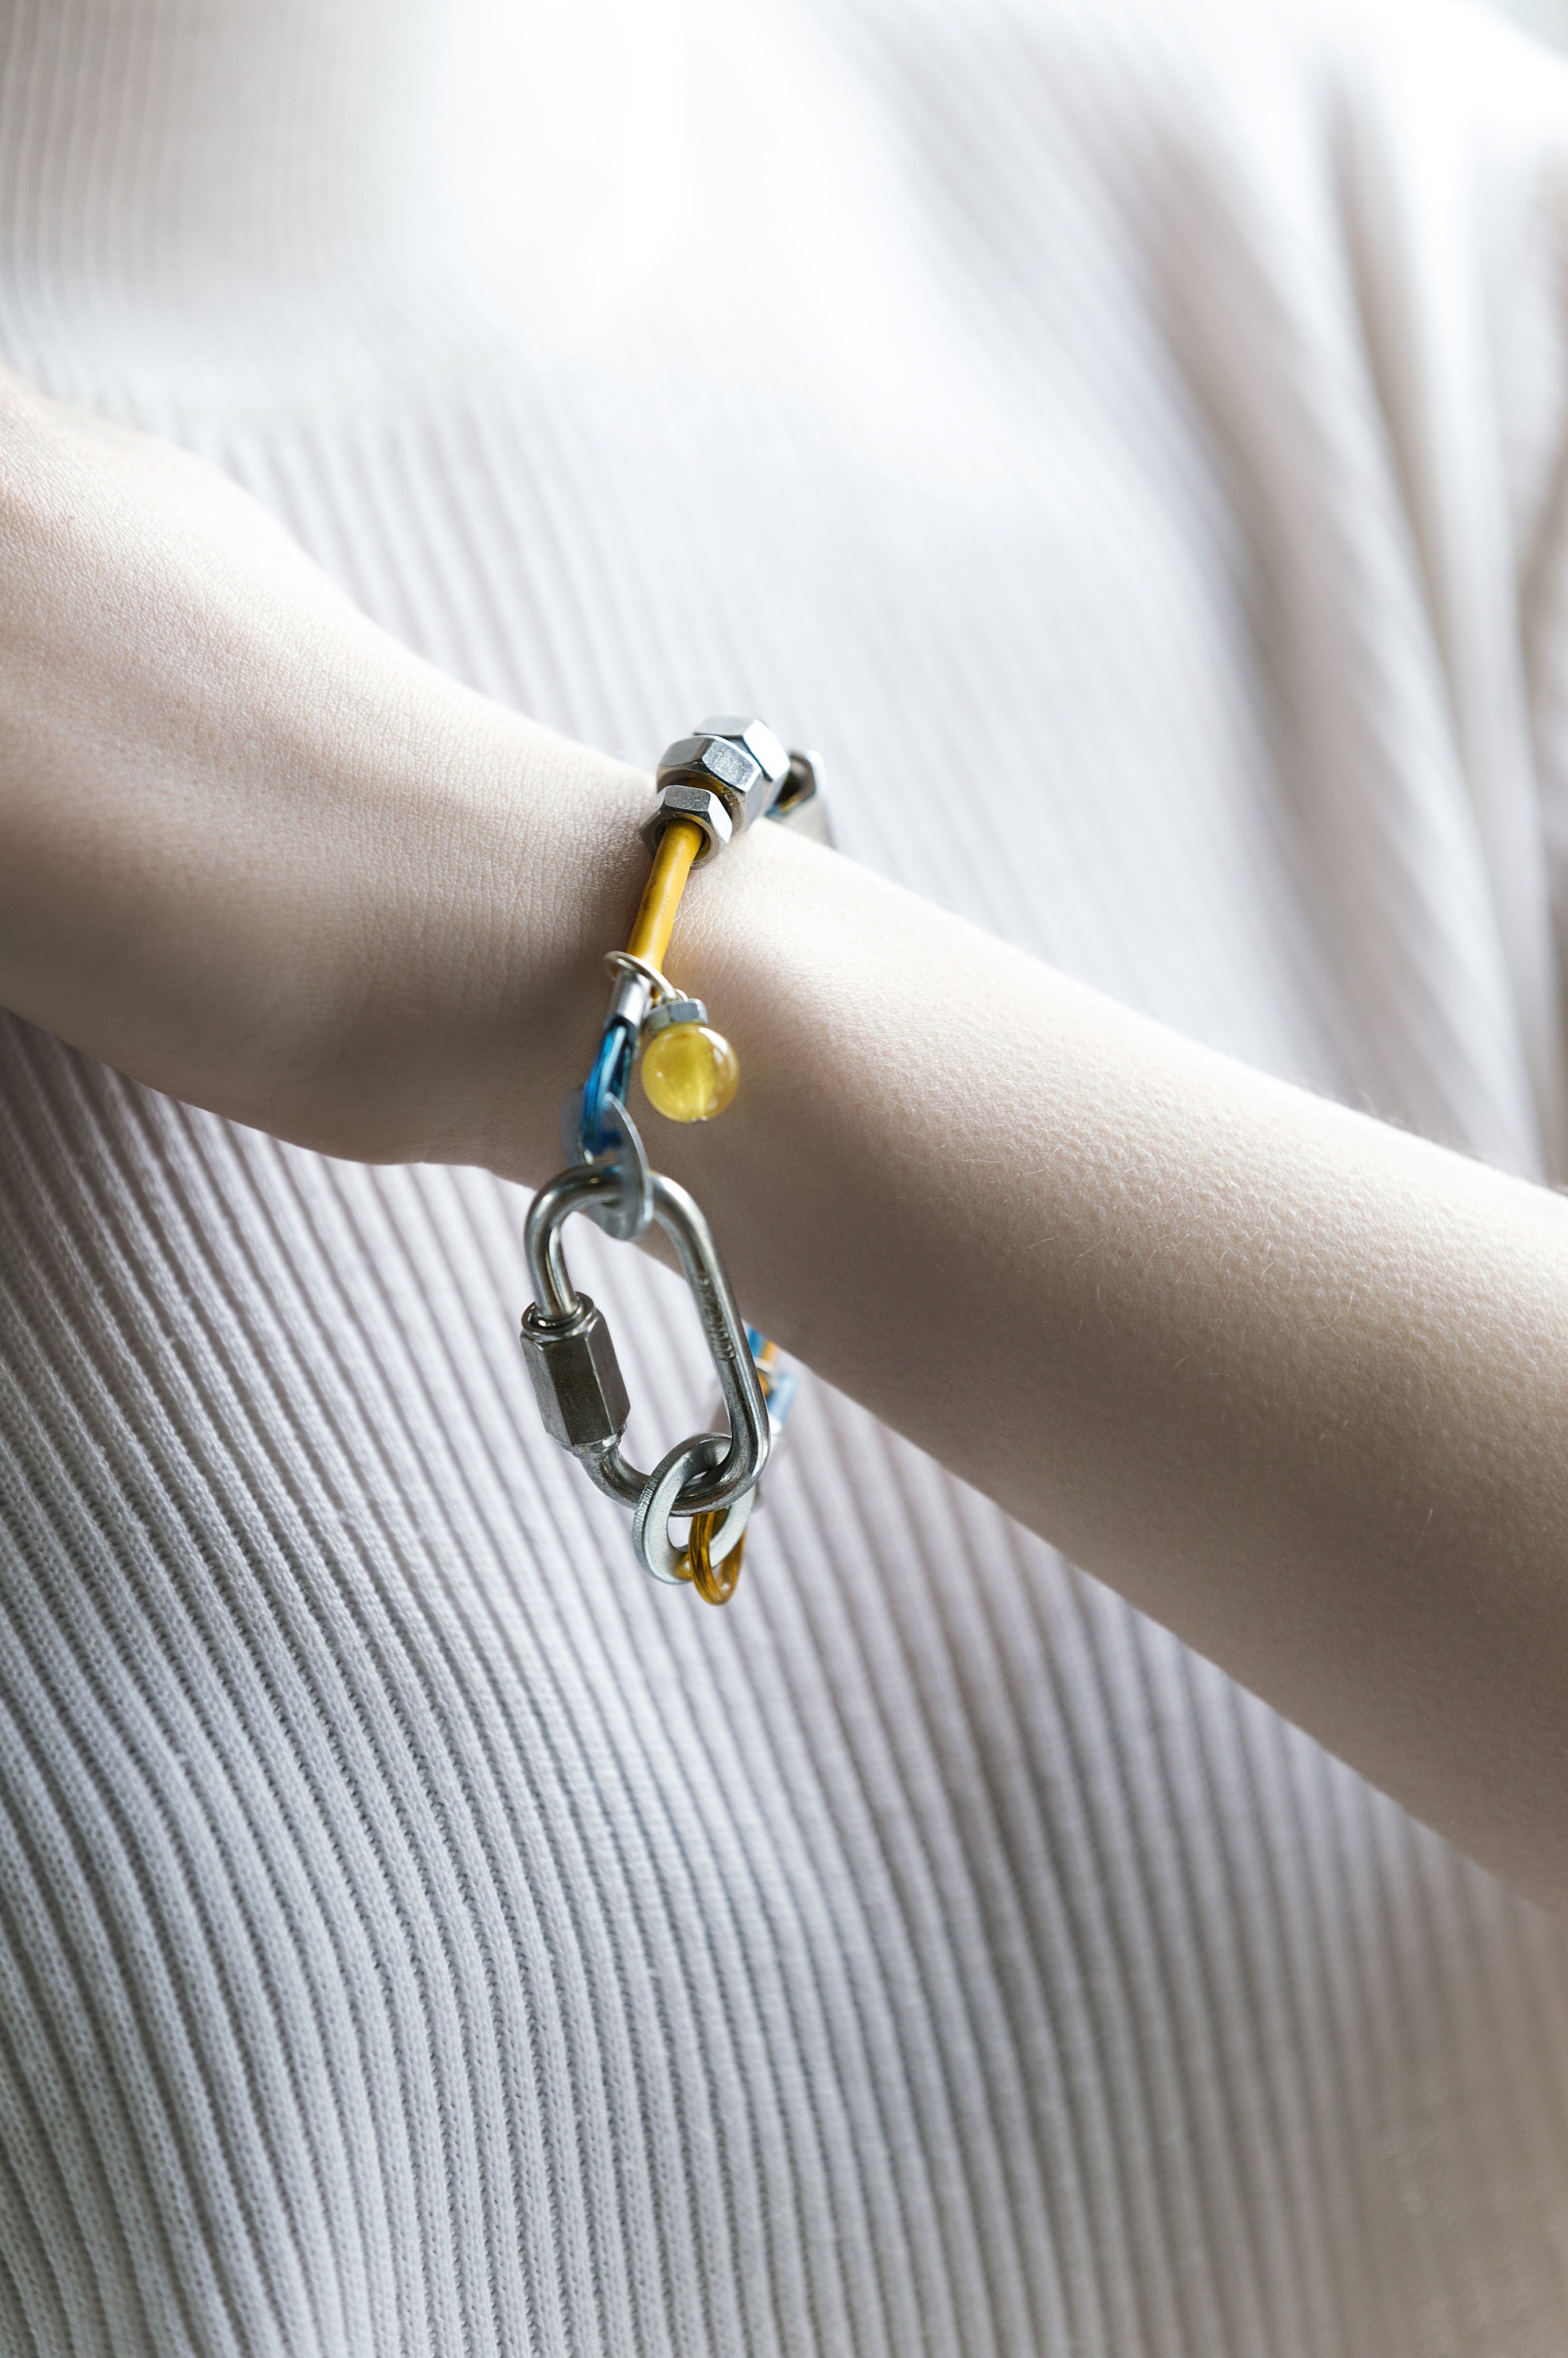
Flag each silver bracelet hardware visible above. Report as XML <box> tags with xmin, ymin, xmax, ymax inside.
<box><xmin>518</xmin><ymin>719</ymin><xmax>823</xmax><ymax>1601</ymax></box>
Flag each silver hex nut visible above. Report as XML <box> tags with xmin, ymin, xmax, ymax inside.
<box><xmin>769</xmin><ymin>746</ymin><xmax>833</xmax><ymax>844</ymax></box>
<box><xmin>656</xmin><ymin>717</ymin><xmax>793</xmax><ymax>840</ymax></box>
<box><xmin>695</xmin><ymin>716</ymin><xmax>791</xmax><ymax>794</ymax></box>
<box><xmin>642</xmin><ymin>995</ymin><xmax>709</xmax><ymax>1037</ymax></box>
<box><xmin>640</xmin><ymin>782</ymin><xmax>734</xmax><ymax>867</ymax></box>
<box><xmin>519</xmin><ymin>1296</ymin><xmax>631</xmax><ymax>1453</ymax></box>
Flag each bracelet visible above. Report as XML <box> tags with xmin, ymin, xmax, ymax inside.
<box><xmin>519</xmin><ymin>718</ymin><xmax>821</xmax><ymax>1603</ymax></box>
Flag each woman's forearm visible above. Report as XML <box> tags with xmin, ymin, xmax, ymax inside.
<box><xmin>0</xmin><ymin>374</ymin><xmax>654</xmax><ymax>1167</ymax></box>
<box><xmin>7</xmin><ymin>375</ymin><xmax>1568</xmax><ymax>1910</ymax></box>
<box><xmin>570</xmin><ymin>821</ymin><xmax>1568</xmax><ymax>1909</ymax></box>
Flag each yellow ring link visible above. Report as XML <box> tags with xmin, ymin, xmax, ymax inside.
<box><xmin>675</xmin><ymin>1509</ymin><xmax>747</xmax><ymax>1605</ymax></box>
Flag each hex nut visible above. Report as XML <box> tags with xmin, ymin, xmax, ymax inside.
<box><xmin>656</xmin><ymin>717</ymin><xmax>793</xmax><ymax>836</ymax></box>
<box><xmin>519</xmin><ymin>1297</ymin><xmax>631</xmax><ymax>1452</ymax></box>
<box><xmin>654</xmin><ymin>733</ymin><xmax>707</xmax><ymax>778</ymax></box>
<box><xmin>772</xmin><ymin>747</ymin><xmax>819</xmax><ymax>816</ymax></box>
<box><xmin>642</xmin><ymin>995</ymin><xmax>709</xmax><ymax>1037</ymax></box>
<box><xmin>695</xmin><ymin>716</ymin><xmax>792</xmax><ymax>789</ymax></box>
<box><xmin>769</xmin><ymin>747</ymin><xmax>833</xmax><ymax>845</ymax></box>
<box><xmin>640</xmin><ymin>782</ymin><xmax>734</xmax><ymax>866</ymax></box>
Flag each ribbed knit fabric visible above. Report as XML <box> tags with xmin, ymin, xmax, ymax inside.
<box><xmin>4</xmin><ymin>1</ymin><xmax>1568</xmax><ymax>2350</ymax></box>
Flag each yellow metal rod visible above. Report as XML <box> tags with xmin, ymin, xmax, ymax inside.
<box><xmin>626</xmin><ymin>818</ymin><xmax>703</xmax><ymax>969</ymax></box>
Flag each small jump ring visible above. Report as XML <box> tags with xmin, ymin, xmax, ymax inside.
<box><xmin>633</xmin><ymin>1435</ymin><xmax>755</xmax><ymax>1588</ymax></box>
<box><xmin>684</xmin><ymin>1509</ymin><xmax>747</xmax><ymax>1604</ymax></box>
<box><xmin>604</xmin><ymin>949</ymin><xmax>679</xmax><ymax>1003</ymax></box>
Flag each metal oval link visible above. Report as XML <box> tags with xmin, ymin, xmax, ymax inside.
<box><xmin>524</xmin><ymin>1165</ymin><xmax>618</xmax><ymax>1318</ymax></box>
<box><xmin>632</xmin><ymin>1435</ymin><xmax>755</xmax><ymax>1586</ymax></box>
<box><xmin>522</xmin><ymin>1168</ymin><xmax>770</xmax><ymax>1516</ymax></box>
<box><xmin>641</xmin><ymin>1173</ymin><xmax>768</xmax><ymax>1512</ymax></box>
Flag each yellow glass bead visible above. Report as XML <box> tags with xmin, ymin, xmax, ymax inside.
<box><xmin>640</xmin><ymin>1022</ymin><xmax>740</xmax><ymax>1123</ymax></box>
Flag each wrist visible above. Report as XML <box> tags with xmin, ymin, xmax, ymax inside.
<box><xmin>338</xmin><ymin>698</ymin><xmax>656</xmax><ymax>1181</ymax></box>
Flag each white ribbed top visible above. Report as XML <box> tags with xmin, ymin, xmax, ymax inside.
<box><xmin>4</xmin><ymin>1</ymin><xmax>1568</xmax><ymax>2351</ymax></box>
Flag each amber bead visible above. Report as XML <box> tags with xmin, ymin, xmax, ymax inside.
<box><xmin>640</xmin><ymin>1022</ymin><xmax>740</xmax><ymax>1123</ymax></box>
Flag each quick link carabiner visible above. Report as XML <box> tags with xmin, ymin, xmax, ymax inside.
<box><xmin>519</xmin><ymin>1165</ymin><xmax>770</xmax><ymax>1520</ymax></box>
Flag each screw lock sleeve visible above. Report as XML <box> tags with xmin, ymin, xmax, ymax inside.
<box><xmin>519</xmin><ymin>1298</ymin><xmax>632</xmax><ymax>1454</ymax></box>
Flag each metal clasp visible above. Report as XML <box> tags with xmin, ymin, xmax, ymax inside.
<box><xmin>522</xmin><ymin>1165</ymin><xmax>770</xmax><ymax>1522</ymax></box>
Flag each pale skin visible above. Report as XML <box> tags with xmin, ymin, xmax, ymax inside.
<box><xmin>4</xmin><ymin>374</ymin><xmax>1568</xmax><ymax>1910</ymax></box>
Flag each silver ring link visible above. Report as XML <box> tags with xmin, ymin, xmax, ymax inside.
<box><xmin>632</xmin><ymin>1435</ymin><xmax>756</xmax><ymax>1585</ymax></box>
<box><xmin>524</xmin><ymin>1169</ymin><xmax>769</xmax><ymax>1516</ymax></box>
